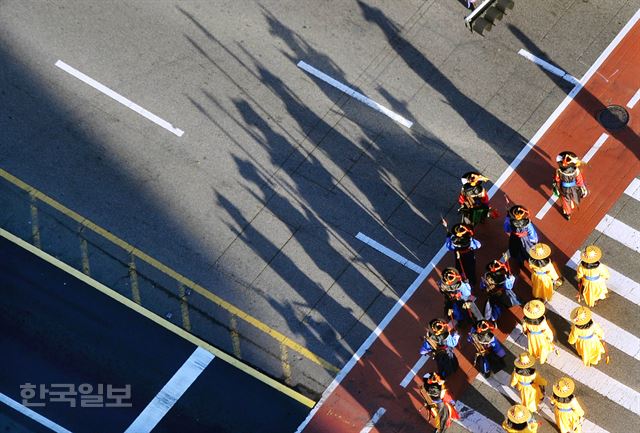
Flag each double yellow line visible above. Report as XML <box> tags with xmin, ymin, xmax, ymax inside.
<box><xmin>0</xmin><ymin>167</ymin><xmax>341</xmax><ymax>406</ymax></box>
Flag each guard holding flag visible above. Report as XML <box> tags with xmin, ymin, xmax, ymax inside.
<box><xmin>438</xmin><ymin>267</ymin><xmax>482</xmax><ymax>326</ymax></box>
<box><xmin>445</xmin><ymin>223</ymin><xmax>481</xmax><ymax>287</ymax></box>
<box><xmin>420</xmin><ymin>319</ymin><xmax>460</xmax><ymax>379</ymax></box>
<box><xmin>504</xmin><ymin>205</ymin><xmax>538</xmax><ymax>266</ymax></box>
<box><xmin>480</xmin><ymin>257</ymin><xmax>521</xmax><ymax>322</ymax></box>
<box><xmin>419</xmin><ymin>372</ymin><xmax>460</xmax><ymax>433</ymax></box>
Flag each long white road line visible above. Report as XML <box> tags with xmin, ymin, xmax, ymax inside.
<box><xmin>596</xmin><ymin>214</ymin><xmax>640</xmax><ymax>253</ymax></box>
<box><xmin>124</xmin><ymin>347</ymin><xmax>214</xmax><ymax>433</ymax></box>
<box><xmin>477</xmin><ymin>369</ymin><xmax>610</xmax><ymax>433</ymax></box>
<box><xmin>547</xmin><ymin>292</ymin><xmax>640</xmax><ymax>360</ymax></box>
<box><xmin>0</xmin><ymin>392</ymin><xmax>73</xmax><ymax>433</ymax></box>
<box><xmin>55</xmin><ymin>60</ymin><xmax>184</xmax><ymax>137</ymax></box>
<box><xmin>359</xmin><ymin>407</ymin><xmax>386</xmax><ymax>433</ymax></box>
<box><xmin>297</xmin><ymin>61</ymin><xmax>413</xmax><ymax>128</ymax></box>
<box><xmin>294</xmin><ymin>9</ymin><xmax>640</xmax><ymax>432</ymax></box>
<box><xmin>535</xmin><ymin>133</ymin><xmax>608</xmax><ymax>220</ymax></box>
<box><xmin>567</xmin><ymin>251</ymin><xmax>640</xmax><ymax>307</ymax></box>
<box><xmin>508</xmin><ymin>332</ymin><xmax>640</xmax><ymax>415</ymax></box>
<box><xmin>356</xmin><ymin>232</ymin><xmax>424</xmax><ymax>273</ymax></box>
<box><xmin>399</xmin><ymin>355</ymin><xmax>430</xmax><ymax>388</ymax></box>
<box><xmin>518</xmin><ymin>49</ymin><xmax>579</xmax><ymax>85</ymax></box>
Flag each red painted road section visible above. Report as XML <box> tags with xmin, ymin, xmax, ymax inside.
<box><xmin>303</xmin><ymin>19</ymin><xmax>640</xmax><ymax>433</ymax></box>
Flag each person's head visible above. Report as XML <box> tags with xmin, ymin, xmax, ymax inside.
<box><xmin>556</xmin><ymin>151</ymin><xmax>580</xmax><ymax>168</ymax></box>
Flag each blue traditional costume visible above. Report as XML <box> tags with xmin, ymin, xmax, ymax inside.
<box><xmin>503</xmin><ymin>205</ymin><xmax>538</xmax><ymax>266</ymax></box>
<box><xmin>438</xmin><ymin>268</ymin><xmax>482</xmax><ymax>325</ymax></box>
<box><xmin>468</xmin><ymin>320</ymin><xmax>506</xmax><ymax>378</ymax></box>
<box><xmin>445</xmin><ymin>223</ymin><xmax>481</xmax><ymax>287</ymax></box>
<box><xmin>481</xmin><ymin>258</ymin><xmax>521</xmax><ymax>322</ymax></box>
<box><xmin>420</xmin><ymin>319</ymin><xmax>460</xmax><ymax>379</ymax></box>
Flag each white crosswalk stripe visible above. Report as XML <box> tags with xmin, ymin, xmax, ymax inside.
<box><xmin>596</xmin><ymin>214</ymin><xmax>640</xmax><ymax>253</ymax></box>
<box><xmin>624</xmin><ymin>178</ymin><xmax>640</xmax><ymax>202</ymax></box>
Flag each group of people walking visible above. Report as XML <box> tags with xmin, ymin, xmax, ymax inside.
<box><xmin>417</xmin><ymin>152</ymin><xmax>609</xmax><ymax>433</ymax></box>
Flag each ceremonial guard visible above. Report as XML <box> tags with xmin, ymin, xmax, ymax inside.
<box><xmin>503</xmin><ymin>205</ymin><xmax>538</xmax><ymax>266</ymax></box>
<box><xmin>569</xmin><ymin>306</ymin><xmax>607</xmax><ymax>367</ymax></box>
<box><xmin>420</xmin><ymin>319</ymin><xmax>460</xmax><ymax>379</ymax></box>
<box><xmin>480</xmin><ymin>257</ymin><xmax>520</xmax><ymax>322</ymax></box>
<box><xmin>419</xmin><ymin>372</ymin><xmax>460</xmax><ymax>433</ymax></box>
<box><xmin>528</xmin><ymin>243</ymin><xmax>562</xmax><ymax>302</ymax></box>
<box><xmin>522</xmin><ymin>300</ymin><xmax>555</xmax><ymax>364</ymax></box>
<box><xmin>576</xmin><ymin>245</ymin><xmax>610</xmax><ymax>307</ymax></box>
<box><xmin>554</xmin><ymin>151</ymin><xmax>588</xmax><ymax>220</ymax></box>
<box><xmin>467</xmin><ymin>320</ymin><xmax>506</xmax><ymax>378</ymax></box>
<box><xmin>510</xmin><ymin>352</ymin><xmax>547</xmax><ymax>414</ymax></box>
<box><xmin>438</xmin><ymin>267</ymin><xmax>482</xmax><ymax>326</ymax></box>
<box><xmin>458</xmin><ymin>172</ymin><xmax>491</xmax><ymax>227</ymax></box>
<box><xmin>502</xmin><ymin>404</ymin><xmax>539</xmax><ymax>433</ymax></box>
<box><xmin>445</xmin><ymin>223</ymin><xmax>481</xmax><ymax>287</ymax></box>
<box><xmin>551</xmin><ymin>377</ymin><xmax>585</xmax><ymax>433</ymax></box>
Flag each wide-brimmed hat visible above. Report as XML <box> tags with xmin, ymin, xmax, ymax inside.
<box><xmin>441</xmin><ymin>267</ymin><xmax>462</xmax><ymax>285</ymax></box>
<box><xmin>514</xmin><ymin>352</ymin><xmax>535</xmax><ymax>369</ymax></box>
<box><xmin>529</xmin><ymin>243</ymin><xmax>551</xmax><ymax>260</ymax></box>
<box><xmin>475</xmin><ymin>320</ymin><xmax>494</xmax><ymax>334</ymax></box>
<box><xmin>556</xmin><ymin>151</ymin><xmax>580</xmax><ymax>168</ymax></box>
<box><xmin>461</xmin><ymin>171</ymin><xmax>488</xmax><ymax>186</ymax></box>
<box><xmin>509</xmin><ymin>205</ymin><xmax>529</xmax><ymax>220</ymax></box>
<box><xmin>506</xmin><ymin>404</ymin><xmax>531</xmax><ymax>424</ymax></box>
<box><xmin>553</xmin><ymin>377</ymin><xmax>575</xmax><ymax>398</ymax></box>
<box><xmin>452</xmin><ymin>223</ymin><xmax>474</xmax><ymax>238</ymax></box>
<box><xmin>580</xmin><ymin>245</ymin><xmax>602</xmax><ymax>264</ymax></box>
<box><xmin>523</xmin><ymin>300</ymin><xmax>545</xmax><ymax>319</ymax></box>
<box><xmin>429</xmin><ymin>318</ymin><xmax>448</xmax><ymax>335</ymax></box>
<box><xmin>571</xmin><ymin>306</ymin><xmax>592</xmax><ymax>326</ymax></box>
<box><xmin>487</xmin><ymin>259</ymin><xmax>508</xmax><ymax>273</ymax></box>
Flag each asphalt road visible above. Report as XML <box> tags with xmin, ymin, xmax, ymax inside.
<box><xmin>0</xmin><ymin>234</ymin><xmax>307</xmax><ymax>432</ymax></box>
<box><xmin>0</xmin><ymin>0</ymin><xmax>639</xmax><ymax>413</ymax></box>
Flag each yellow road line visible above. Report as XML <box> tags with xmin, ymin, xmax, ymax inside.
<box><xmin>0</xmin><ymin>168</ymin><xmax>339</xmax><ymax>373</ymax></box>
<box><xmin>0</xmin><ymin>227</ymin><xmax>316</xmax><ymax>408</ymax></box>
<box><xmin>80</xmin><ymin>237</ymin><xmax>91</xmax><ymax>275</ymax></box>
<box><xmin>280</xmin><ymin>343</ymin><xmax>292</xmax><ymax>385</ymax></box>
<box><xmin>230</xmin><ymin>315</ymin><xmax>242</xmax><ymax>358</ymax></box>
<box><xmin>179</xmin><ymin>284</ymin><xmax>192</xmax><ymax>332</ymax></box>
<box><xmin>129</xmin><ymin>254</ymin><xmax>142</xmax><ymax>305</ymax></box>
<box><xmin>29</xmin><ymin>192</ymin><xmax>41</xmax><ymax>248</ymax></box>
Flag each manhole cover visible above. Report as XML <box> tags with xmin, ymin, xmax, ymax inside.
<box><xmin>597</xmin><ymin>105</ymin><xmax>629</xmax><ymax>130</ymax></box>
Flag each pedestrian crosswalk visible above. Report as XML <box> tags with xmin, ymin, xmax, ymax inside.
<box><xmin>442</xmin><ymin>176</ymin><xmax>640</xmax><ymax>433</ymax></box>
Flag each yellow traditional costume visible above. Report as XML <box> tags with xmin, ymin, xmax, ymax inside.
<box><xmin>528</xmin><ymin>243</ymin><xmax>561</xmax><ymax>301</ymax></box>
<box><xmin>502</xmin><ymin>404</ymin><xmax>539</xmax><ymax>432</ymax></box>
<box><xmin>551</xmin><ymin>377</ymin><xmax>584</xmax><ymax>433</ymax></box>
<box><xmin>510</xmin><ymin>353</ymin><xmax>546</xmax><ymax>413</ymax></box>
<box><xmin>522</xmin><ymin>300</ymin><xmax>554</xmax><ymax>364</ymax></box>
<box><xmin>576</xmin><ymin>246</ymin><xmax>609</xmax><ymax>307</ymax></box>
<box><xmin>568</xmin><ymin>306</ymin><xmax>606</xmax><ymax>367</ymax></box>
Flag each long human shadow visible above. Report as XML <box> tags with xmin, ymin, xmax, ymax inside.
<box><xmin>357</xmin><ymin>1</ymin><xmax>527</xmax><ymax>166</ymax></box>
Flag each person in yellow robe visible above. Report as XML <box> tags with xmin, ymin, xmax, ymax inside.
<box><xmin>502</xmin><ymin>404</ymin><xmax>539</xmax><ymax>432</ymax></box>
<box><xmin>528</xmin><ymin>243</ymin><xmax>562</xmax><ymax>301</ymax></box>
<box><xmin>575</xmin><ymin>245</ymin><xmax>610</xmax><ymax>307</ymax></box>
<box><xmin>568</xmin><ymin>306</ymin><xmax>606</xmax><ymax>367</ymax></box>
<box><xmin>522</xmin><ymin>300</ymin><xmax>555</xmax><ymax>364</ymax></box>
<box><xmin>510</xmin><ymin>352</ymin><xmax>546</xmax><ymax>413</ymax></box>
<box><xmin>551</xmin><ymin>377</ymin><xmax>584</xmax><ymax>433</ymax></box>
